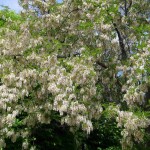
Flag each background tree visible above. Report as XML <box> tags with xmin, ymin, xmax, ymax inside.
<box><xmin>0</xmin><ymin>0</ymin><xmax>150</xmax><ymax>149</ymax></box>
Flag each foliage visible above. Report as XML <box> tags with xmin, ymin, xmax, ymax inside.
<box><xmin>0</xmin><ymin>0</ymin><xmax>150</xmax><ymax>150</ymax></box>
<box><xmin>0</xmin><ymin>6</ymin><xmax>22</xmax><ymax>27</ymax></box>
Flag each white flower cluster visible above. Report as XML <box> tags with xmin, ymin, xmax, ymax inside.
<box><xmin>122</xmin><ymin>48</ymin><xmax>150</xmax><ymax>106</ymax></box>
<box><xmin>0</xmin><ymin>27</ymin><xmax>30</xmax><ymax>56</ymax></box>
<box><xmin>116</xmin><ymin>40</ymin><xmax>150</xmax><ymax>106</ymax></box>
<box><xmin>0</xmin><ymin>50</ymin><xmax>102</xmax><ymax>148</ymax></box>
<box><xmin>0</xmin><ymin>0</ymin><xmax>149</xmax><ymax>149</ymax></box>
<box><xmin>117</xmin><ymin>110</ymin><xmax>150</xmax><ymax>149</ymax></box>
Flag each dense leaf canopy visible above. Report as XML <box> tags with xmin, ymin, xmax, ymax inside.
<box><xmin>0</xmin><ymin>0</ymin><xmax>150</xmax><ymax>149</ymax></box>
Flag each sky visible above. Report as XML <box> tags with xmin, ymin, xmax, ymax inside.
<box><xmin>0</xmin><ymin>0</ymin><xmax>62</xmax><ymax>13</ymax></box>
<box><xmin>0</xmin><ymin>0</ymin><xmax>22</xmax><ymax>13</ymax></box>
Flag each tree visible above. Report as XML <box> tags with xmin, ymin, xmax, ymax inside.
<box><xmin>0</xmin><ymin>0</ymin><xmax>150</xmax><ymax>149</ymax></box>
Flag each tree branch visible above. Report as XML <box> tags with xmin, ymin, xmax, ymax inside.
<box><xmin>124</xmin><ymin>0</ymin><xmax>127</xmax><ymax>16</ymax></box>
<box><xmin>96</xmin><ymin>61</ymin><xmax>107</xmax><ymax>68</ymax></box>
<box><xmin>113</xmin><ymin>23</ymin><xmax>127</xmax><ymax>59</ymax></box>
<box><xmin>124</xmin><ymin>0</ymin><xmax>132</xmax><ymax>16</ymax></box>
